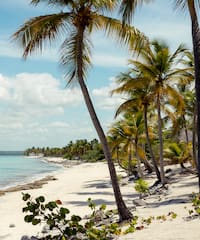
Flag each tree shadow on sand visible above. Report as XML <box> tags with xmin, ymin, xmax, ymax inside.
<box><xmin>64</xmin><ymin>198</ymin><xmax>115</xmax><ymax>207</ymax></box>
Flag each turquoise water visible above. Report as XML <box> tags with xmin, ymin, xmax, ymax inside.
<box><xmin>0</xmin><ymin>155</ymin><xmax>61</xmax><ymax>189</ymax></box>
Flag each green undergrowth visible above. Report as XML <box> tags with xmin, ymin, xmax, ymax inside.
<box><xmin>22</xmin><ymin>193</ymin><xmax>182</xmax><ymax>239</ymax></box>
<box><xmin>185</xmin><ymin>193</ymin><xmax>200</xmax><ymax>218</ymax></box>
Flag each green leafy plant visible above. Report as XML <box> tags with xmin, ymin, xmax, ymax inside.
<box><xmin>191</xmin><ymin>193</ymin><xmax>200</xmax><ymax>215</ymax></box>
<box><xmin>134</xmin><ymin>178</ymin><xmax>149</xmax><ymax>197</ymax></box>
<box><xmin>123</xmin><ymin>216</ymin><xmax>138</xmax><ymax>234</ymax></box>
<box><xmin>141</xmin><ymin>216</ymin><xmax>154</xmax><ymax>225</ymax></box>
<box><xmin>22</xmin><ymin>193</ymin><xmax>122</xmax><ymax>239</ymax></box>
<box><xmin>168</xmin><ymin>211</ymin><xmax>177</xmax><ymax>219</ymax></box>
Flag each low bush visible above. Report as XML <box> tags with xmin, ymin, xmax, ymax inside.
<box><xmin>22</xmin><ymin>194</ymin><xmax>122</xmax><ymax>239</ymax></box>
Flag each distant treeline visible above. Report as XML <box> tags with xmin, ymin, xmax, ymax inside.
<box><xmin>24</xmin><ymin>138</ymin><xmax>104</xmax><ymax>162</ymax></box>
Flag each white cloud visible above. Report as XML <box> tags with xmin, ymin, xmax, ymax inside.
<box><xmin>0</xmin><ymin>74</ymin><xmax>11</xmax><ymax>100</ymax></box>
<box><xmin>11</xmin><ymin>72</ymin><xmax>82</xmax><ymax>108</ymax></box>
<box><xmin>92</xmin><ymin>77</ymin><xmax>124</xmax><ymax>110</ymax></box>
<box><xmin>0</xmin><ymin>72</ymin><xmax>84</xmax><ymax>141</ymax></box>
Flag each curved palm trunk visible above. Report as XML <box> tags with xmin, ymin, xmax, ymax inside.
<box><xmin>144</xmin><ymin>104</ymin><xmax>161</xmax><ymax>181</ymax></box>
<box><xmin>188</xmin><ymin>0</ymin><xmax>200</xmax><ymax>191</ymax></box>
<box><xmin>141</xmin><ymin>151</ymin><xmax>153</xmax><ymax>173</ymax></box>
<box><xmin>76</xmin><ymin>26</ymin><xmax>133</xmax><ymax>221</ymax></box>
<box><xmin>157</xmin><ymin>92</ymin><xmax>166</xmax><ymax>185</ymax></box>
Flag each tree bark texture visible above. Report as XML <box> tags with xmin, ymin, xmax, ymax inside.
<box><xmin>157</xmin><ymin>92</ymin><xmax>166</xmax><ymax>185</ymax></box>
<box><xmin>144</xmin><ymin>104</ymin><xmax>161</xmax><ymax>181</ymax></box>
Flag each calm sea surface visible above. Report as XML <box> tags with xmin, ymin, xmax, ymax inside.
<box><xmin>0</xmin><ymin>155</ymin><xmax>61</xmax><ymax>190</ymax></box>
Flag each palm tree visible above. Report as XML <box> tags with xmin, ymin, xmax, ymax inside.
<box><xmin>112</xmin><ymin>69</ymin><xmax>161</xmax><ymax>181</ymax></box>
<box><xmin>127</xmin><ymin>40</ymin><xmax>188</xmax><ymax>185</ymax></box>
<box><xmin>108</xmin><ymin>118</ymin><xmax>136</xmax><ymax>176</ymax></box>
<box><xmin>11</xmin><ymin>0</ymin><xmax>148</xmax><ymax>221</ymax></box>
<box><xmin>119</xmin><ymin>0</ymin><xmax>200</xmax><ymax>192</ymax></box>
<box><xmin>108</xmin><ymin>111</ymin><xmax>152</xmax><ymax>177</ymax></box>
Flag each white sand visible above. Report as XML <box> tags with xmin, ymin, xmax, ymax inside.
<box><xmin>0</xmin><ymin>161</ymin><xmax>199</xmax><ymax>240</ymax></box>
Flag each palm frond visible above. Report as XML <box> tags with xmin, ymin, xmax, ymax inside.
<box><xmin>12</xmin><ymin>12</ymin><xmax>71</xmax><ymax>58</ymax></box>
<box><xmin>96</xmin><ymin>15</ymin><xmax>148</xmax><ymax>52</ymax></box>
<box><xmin>173</xmin><ymin>0</ymin><xmax>200</xmax><ymax>12</ymax></box>
<box><xmin>115</xmin><ymin>99</ymin><xmax>142</xmax><ymax>118</ymax></box>
<box><xmin>59</xmin><ymin>28</ymin><xmax>92</xmax><ymax>85</ymax></box>
<box><xmin>31</xmin><ymin>0</ymin><xmax>75</xmax><ymax>8</ymax></box>
<box><xmin>92</xmin><ymin>0</ymin><xmax>118</xmax><ymax>12</ymax></box>
<box><xmin>169</xmin><ymin>43</ymin><xmax>188</xmax><ymax>65</ymax></box>
<box><xmin>119</xmin><ymin>0</ymin><xmax>152</xmax><ymax>24</ymax></box>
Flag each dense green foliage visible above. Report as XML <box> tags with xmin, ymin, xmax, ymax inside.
<box><xmin>109</xmin><ymin>39</ymin><xmax>196</xmax><ymax>180</ymax></box>
<box><xmin>24</xmin><ymin>139</ymin><xmax>104</xmax><ymax>162</ymax></box>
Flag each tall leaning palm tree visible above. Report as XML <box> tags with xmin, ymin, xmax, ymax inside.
<box><xmin>12</xmin><ymin>0</ymin><xmax>147</xmax><ymax>221</ymax></box>
<box><xmin>119</xmin><ymin>0</ymin><xmax>200</xmax><ymax>192</ymax></box>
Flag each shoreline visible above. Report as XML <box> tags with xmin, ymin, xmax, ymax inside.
<box><xmin>0</xmin><ymin>157</ymin><xmax>80</xmax><ymax>196</ymax></box>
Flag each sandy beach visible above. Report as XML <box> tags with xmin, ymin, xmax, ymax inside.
<box><xmin>0</xmin><ymin>159</ymin><xmax>199</xmax><ymax>240</ymax></box>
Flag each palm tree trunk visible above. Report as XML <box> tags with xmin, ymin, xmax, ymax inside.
<box><xmin>76</xmin><ymin>26</ymin><xmax>133</xmax><ymax>221</ymax></box>
<box><xmin>135</xmin><ymin>139</ymin><xmax>143</xmax><ymax>178</ymax></box>
<box><xmin>157</xmin><ymin>92</ymin><xmax>166</xmax><ymax>185</ymax></box>
<box><xmin>128</xmin><ymin>145</ymin><xmax>132</xmax><ymax>176</ymax></box>
<box><xmin>188</xmin><ymin>0</ymin><xmax>200</xmax><ymax>192</ymax></box>
<box><xmin>144</xmin><ymin>104</ymin><xmax>161</xmax><ymax>181</ymax></box>
<box><xmin>192</xmin><ymin>103</ymin><xmax>197</xmax><ymax>168</ymax></box>
<box><xmin>183</xmin><ymin>115</ymin><xmax>189</xmax><ymax>143</ymax></box>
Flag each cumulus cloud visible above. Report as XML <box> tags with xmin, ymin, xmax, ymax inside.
<box><xmin>0</xmin><ymin>74</ymin><xmax>11</xmax><ymax>100</ymax></box>
<box><xmin>0</xmin><ymin>72</ymin><xmax>84</xmax><ymax>144</ymax></box>
<box><xmin>11</xmin><ymin>73</ymin><xmax>82</xmax><ymax>108</ymax></box>
<box><xmin>92</xmin><ymin>77</ymin><xmax>124</xmax><ymax>110</ymax></box>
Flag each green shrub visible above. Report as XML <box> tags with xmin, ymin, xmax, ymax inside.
<box><xmin>134</xmin><ymin>178</ymin><xmax>149</xmax><ymax>197</ymax></box>
<box><xmin>191</xmin><ymin>193</ymin><xmax>200</xmax><ymax>215</ymax></box>
<box><xmin>22</xmin><ymin>194</ymin><xmax>121</xmax><ymax>239</ymax></box>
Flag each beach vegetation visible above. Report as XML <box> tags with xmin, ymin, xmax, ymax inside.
<box><xmin>118</xmin><ymin>0</ymin><xmax>200</xmax><ymax>193</ymax></box>
<box><xmin>110</xmin><ymin>39</ymin><xmax>193</xmax><ymax>184</ymax></box>
<box><xmin>134</xmin><ymin>178</ymin><xmax>149</xmax><ymax>198</ymax></box>
<box><xmin>22</xmin><ymin>193</ymin><xmax>123</xmax><ymax>239</ymax></box>
<box><xmin>192</xmin><ymin>193</ymin><xmax>200</xmax><ymax>215</ymax></box>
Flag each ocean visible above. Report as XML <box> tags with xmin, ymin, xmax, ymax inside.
<box><xmin>0</xmin><ymin>155</ymin><xmax>61</xmax><ymax>190</ymax></box>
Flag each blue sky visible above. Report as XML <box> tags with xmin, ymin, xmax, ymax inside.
<box><xmin>0</xmin><ymin>0</ymin><xmax>193</xmax><ymax>150</ymax></box>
